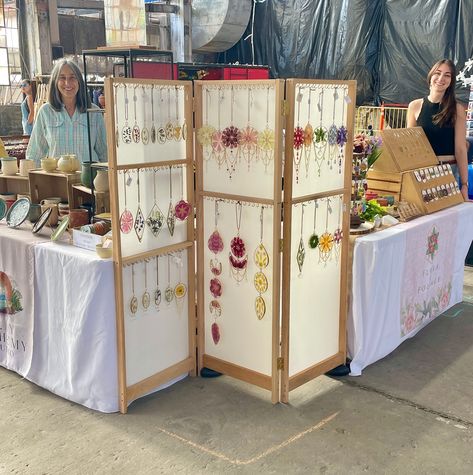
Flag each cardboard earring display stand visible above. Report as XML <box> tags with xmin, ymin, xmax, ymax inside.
<box><xmin>105</xmin><ymin>77</ymin><xmax>355</xmax><ymax>412</ymax></box>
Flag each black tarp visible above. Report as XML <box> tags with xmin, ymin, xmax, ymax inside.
<box><xmin>221</xmin><ymin>0</ymin><xmax>473</xmax><ymax>105</ymax></box>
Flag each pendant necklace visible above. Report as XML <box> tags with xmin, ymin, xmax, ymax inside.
<box><xmin>334</xmin><ymin>195</ymin><xmax>343</xmax><ymax>262</ymax></box>
<box><xmin>164</xmin><ymin>254</ymin><xmax>175</xmax><ymax>304</ymax></box>
<box><xmin>208</xmin><ymin>199</ymin><xmax>224</xmax><ymax>277</ymax></box>
<box><xmin>337</xmin><ymin>92</ymin><xmax>348</xmax><ymax>175</ymax></box>
<box><xmin>146</xmin><ymin>168</ymin><xmax>165</xmax><ymax>237</ymax></box>
<box><xmin>303</xmin><ymin>88</ymin><xmax>314</xmax><ymax>178</ymax></box>
<box><xmin>157</xmin><ymin>87</ymin><xmax>167</xmax><ymax>144</ymax></box>
<box><xmin>211</xmin><ymin>88</ymin><xmax>225</xmax><ymax>168</ymax></box>
<box><xmin>133</xmin><ymin>169</ymin><xmax>145</xmax><ymax>242</ymax></box>
<box><xmin>257</xmin><ymin>86</ymin><xmax>275</xmax><ymax>172</ymax></box>
<box><xmin>293</xmin><ymin>87</ymin><xmax>304</xmax><ymax>183</ymax></box>
<box><xmin>129</xmin><ymin>264</ymin><xmax>138</xmax><ymax>315</ymax></box>
<box><xmin>313</xmin><ymin>89</ymin><xmax>327</xmax><ymax>176</ymax></box>
<box><xmin>296</xmin><ymin>204</ymin><xmax>306</xmax><ymax>275</ymax></box>
<box><xmin>154</xmin><ymin>255</ymin><xmax>161</xmax><ymax>310</ymax></box>
<box><xmin>113</xmin><ymin>84</ymin><xmax>120</xmax><ymax>147</ymax></box>
<box><xmin>173</xmin><ymin>86</ymin><xmax>182</xmax><ymax>141</ymax></box>
<box><xmin>210</xmin><ymin>299</ymin><xmax>222</xmax><ymax>345</ymax></box>
<box><xmin>132</xmin><ymin>85</ymin><xmax>141</xmax><ymax>143</ymax></box>
<box><xmin>165</xmin><ymin>88</ymin><xmax>174</xmax><ymax>141</ymax></box>
<box><xmin>181</xmin><ymin>88</ymin><xmax>188</xmax><ymax>141</ymax></box>
<box><xmin>141</xmin><ymin>86</ymin><xmax>149</xmax><ymax>145</ymax></box>
<box><xmin>174</xmin><ymin>165</ymin><xmax>191</xmax><ymax>221</ymax></box>
<box><xmin>150</xmin><ymin>85</ymin><xmax>156</xmax><ymax>143</ymax></box>
<box><xmin>222</xmin><ymin>85</ymin><xmax>240</xmax><ymax>178</ymax></box>
<box><xmin>319</xmin><ymin>198</ymin><xmax>334</xmax><ymax>264</ymax></box>
<box><xmin>121</xmin><ymin>85</ymin><xmax>132</xmax><ymax>144</ymax></box>
<box><xmin>142</xmin><ymin>260</ymin><xmax>150</xmax><ymax>310</ymax></box>
<box><xmin>308</xmin><ymin>200</ymin><xmax>319</xmax><ymax>249</ymax></box>
<box><xmin>254</xmin><ymin>206</ymin><xmax>269</xmax><ymax>320</ymax></box>
<box><xmin>209</xmin><ymin>203</ymin><xmax>223</xmax><ymax>344</ymax></box>
<box><xmin>229</xmin><ymin>201</ymin><xmax>248</xmax><ymax>283</ymax></box>
<box><xmin>240</xmin><ymin>87</ymin><xmax>258</xmax><ymax>170</ymax></box>
<box><xmin>327</xmin><ymin>87</ymin><xmax>338</xmax><ymax>169</ymax></box>
<box><xmin>174</xmin><ymin>251</ymin><xmax>187</xmax><ymax>313</ymax></box>
<box><xmin>197</xmin><ymin>89</ymin><xmax>216</xmax><ymax>165</ymax></box>
<box><xmin>119</xmin><ymin>171</ymin><xmax>133</xmax><ymax>234</ymax></box>
<box><xmin>166</xmin><ymin>166</ymin><xmax>176</xmax><ymax>236</ymax></box>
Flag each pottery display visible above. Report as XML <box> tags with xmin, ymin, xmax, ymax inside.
<box><xmin>27</xmin><ymin>203</ymin><xmax>43</xmax><ymax>223</ymax></box>
<box><xmin>41</xmin><ymin>157</ymin><xmax>58</xmax><ymax>172</ymax></box>
<box><xmin>93</xmin><ymin>169</ymin><xmax>109</xmax><ymax>192</ymax></box>
<box><xmin>1</xmin><ymin>157</ymin><xmax>18</xmax><ymax>176</ymax></box>
<box><xmin>58</xmin><ymin>154</ymin><xmax>80</xmax><ymax>173</ymax></box>
<box><xmin>40</xmin><ymin>203</ymin><xmax>59</xmax><ymax>226</ymax></box>
<box><xmin>40</xmin><ymin>197</ymin><xmax>62</xmax><ymax>206</ymax></box>
<box><xmin>68</xmin><ymin>208</ymin><xmax>89</xmax><ymax>228</ymax></box>
<box><xmin>80</xmin><ymin>162</ymin><xmax>97</xmax><ymax>188</ymax></box>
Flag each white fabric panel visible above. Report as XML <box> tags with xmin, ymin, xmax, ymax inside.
<box><xmin>348</xmin><ymin>203</ymin><xmax>473</xmax><ymax>376</ymax></box>
<box><xmin>27</xmin><ymin>242</ymin><xmax>119</xmax><ymax>413</ymax></box>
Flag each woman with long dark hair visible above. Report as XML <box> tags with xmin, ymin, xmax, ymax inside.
<box><xmin>20</xmin><ymin>79</ymin><xmax>35</xmax><ymax>135</ymax></box>
<box><xmin>26</xmin><ymin>59</ymin><xmax>107</xmax><ymax>166</ymax></box>
<box><xmin>407</xmin><ymin>59</ymin><xmax>469</xmax><ymax>200</ymax></box>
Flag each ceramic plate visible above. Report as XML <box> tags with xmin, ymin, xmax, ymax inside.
<box><xmin>32</xmin><ymin>207</ymin><xmax>52</xmax><ymax>234</ymax></box>
<box><xmin>6</xmin><ymin>197</ymin><xmax>31</xmax><ymax>228</ymax></box>
<box><xmin>350</xmin><ymin>221</ymin><xmax>375</xmax><ymax>235</ymax></box>
<box><xmin>0</xmin><ymin>198</ymin><xmax>6</xmax><ymax>220</ymax></box>
<box><xmin>51</xmin><ymin>215</ymin><xmax>70</xmax><ymax>241</ymax></box>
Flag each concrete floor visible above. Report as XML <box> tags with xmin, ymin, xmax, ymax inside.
<box><xmin>2</xmin><ymin>269</ymin><xmax>473</xmax><ymax>474</ymax></box>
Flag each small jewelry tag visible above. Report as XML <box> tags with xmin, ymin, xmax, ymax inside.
<box><xmin>126</xmin><ymin>174</ymin><xmax>133</xmax><ymax>186</ymax></box>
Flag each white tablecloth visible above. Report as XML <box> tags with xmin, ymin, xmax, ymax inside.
<box><xmin>26</xmin><ymin>241</ymin><xmax>119</xmax><ymax>412</ymax></box>
<box><xmin>348</xmin><ymin>203</ymin><xmax>473</xmax><ymax>375</ymax></box>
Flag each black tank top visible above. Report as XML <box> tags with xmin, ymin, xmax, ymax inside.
<box><xmin>416</xmin><ymin>97</ymin><xmax>455</xmax><ymax>156</ymax></box>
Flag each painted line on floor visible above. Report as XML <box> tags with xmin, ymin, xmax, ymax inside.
<box><xmin>158</xmin><ymin>411</ymin><xmax>339</xmax><ymax>466</ymax></box>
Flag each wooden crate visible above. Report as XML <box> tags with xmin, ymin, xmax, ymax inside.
<box><xmin>401</xmin><ymin>165</ymin><xmax>463</xmax><ymax>214</ymax></box>
<box><xmin>0</xmin><ymin>173</ymin><xmax>30</xmax><ymax>196</ymax></box>
<box><xmin>29</xmin><ymin>170</ymin><xmax>81</xmax><ymax>204</ymax></box>
<box><xmin>71</xmin><ymin>184</ymin><xmax>110</xmax><ymax>214</ymax></box>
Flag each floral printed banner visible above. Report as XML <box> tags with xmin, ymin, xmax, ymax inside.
<box><xmin>400</xmin><ymin>213</ymin><xmax>457</xmax><ymax>337</ymax></box>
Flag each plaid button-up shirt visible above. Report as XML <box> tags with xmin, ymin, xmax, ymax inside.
<box><xmin>26</xmin><ymin>103</ymin><xmax>107</xmax><ymax>166</ymax></box>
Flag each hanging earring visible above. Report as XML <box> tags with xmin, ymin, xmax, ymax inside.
<box><xmin>208</xmin><ymin>199</ymin><xmax>223</xmax><ymax>336</ymax></box>
<box><xmin>157</xmin><ymin>87</ymin><xmax>167</xmax><ymax>144</ymax></box>
<box><xmin>197</xmin><ymin>89</ymin><xmax>216</xmax><ymax>165</ymax></box>
<box><xmin>174</xmin><ymin>166</ymin><xmax>191</xmax><ymax>221</ymax></box>
<box><xmin>327</xmin><ymin>87</ymin><xmax>338</xmax><ymax>169</ymax></box>
<box><xmin>334</xmin><ymin>195</ymin><xmax>343</xmax><ymax>262</ymax></box>
<box><xmin>113</xmin><ymin>84</ymin><xmax>120</xmax><ymax>147</ymax></box>
<box><xmin>141</xmin><ymin>86</ymin><xmax>149</xmax><ymax>145</ymax></box>
<box><xmin>154</xmin><ymin>255</ymin><xmax>161</xmax><ymax>310</ymax></box>
<box><xmin>164</xmin><ymin>254</ymin><xmax>175</xmax><ymax>304</ymax></box>
<box><xmin>303</xmin><ymin>87</ymin><xmax>314</xmax><ymax>177</ymax></box>
<box><xmin>211</xmin><ymin>87</ymin><xmax>225</xmax><ymax>168</ymax></box>
<box><xmin>210</xmin><ymin>299</ymin><xmax>222</xmax><ymax>345</ymax></box>
<box><xmin>254</xmin><ymin>206</ymin><xmax>269</xmax><ymax>320</ymax></box>
<box><xmin>229</xmin><ymin>201</ymin><xmax>248</xmax><ymax>283</ymax></box>
<box><xmin>166</xmin><ymin>166</ymin><xmax>176</xmax><ymax>236</ymax></box>
<box><xmin>319</xmin><ymin>198</ymin><xmax>334</xmax><ymax>264</ymax></box>
<box><xmin>150</xmin><ymin>84</ymin><xmax>156</xmax><ymax>144</ymax></box>
<box><xmin>129</xmin><ymin>264</ymin><xmax>138</xmax><ymax>315</ymax></box>
<box><xmin>174</xmin><ymin>251</ymin><xmax>187</xmax><ymax>313</ymax></box>
<box><xmin>240</xmin><ymin>87</ymin><xmax>259</xmax><ymax>170</ymax></box>
<box><xmin>258</xmin><ymin>86</ymin><xmax>275</xmax><ymax>172</ymax></box>
<box><xmin>133</xmin><ymin>169</ymin><xmax>145</xmax><ymax>242</ymax></box>
<box><xmin>146</xmin><ymin>168</ymin><xmax>165</xmax><ymax>237</ymax></box>
<box><xmin>296</xmin><ymin>204</ymin><xmax>306</xmax><ymax>275</ymax></box>
<box><xmin>132</xmin><ymin>85</ymin><xmax>141</xmax><ymax>143</ymax></box>
<box><xmin>165</xmin><ymin>87</ymin><xmax>174</xmax><ymax>141</ymax></box>
<box><xmin>121</xmin><ymin>85</ymin><xmax>132</xmax><ymax>144</ymax></box>
<box><xmin>173</xmin><ymin>86</ymin><xmax>182</xmax><ymax>141</ymax></box>
<box><xmin>308</xmin><ymin>200</ymin><xmax>319</xmax><ymax>249</ymax></box>
<box><xmin>120</xmin><ymin>171</ymin><xmax>134</xmax><ymax>234</ymax></box>
<box><xmin>222</xmin><ymin>85</ymin><xmax>241</xmax><ymax>178</ymax></box>
<box><xmin>337</xmin><ymin>92</ymin><xmax>348</xmax><ymax>175</ymax></box>
<box><xmin>313</xmin><ymin>89</ymin><xmax>327</xmax><ymax>176</ymax></box>
<box><xmin>293</xmin><ymin>87</ymin><xmax>304</xmax><ymax>183</ymax></box>
<box><xmin>142</xmin><ymin>260</ymin><xmax>150</xmax><ymax>310</ymax></box>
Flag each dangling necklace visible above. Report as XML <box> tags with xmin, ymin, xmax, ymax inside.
<box><xmin>333</xmin><ymin>195</ymin><xmax>343</xmax><ymax>262</ymax></box>
<box><xmin>313</xmin><ymin>89</ymin><xmax>327</xmax><ymax>176</ymax></box>
<box><xmin>146</xmin><ymin>168</ymin><xmax>165</xmax><ymax>237</ymax></box>
<box><xmin>157</xmin><ymin>87</ymin><xmax>167</xmax><ymax>144</ymax></box>
<box><xmin>165</xmin><ymin>87</ymin><xmax>174</xmax><ymax>141</ymax></box>
<box><xmin>133</xmin><ymin>169</ymin><xmax>145</xmax><ymax>242</ymax></box>
<box><xmin>197</xmin><ymin>89</ymin><xmax>216</xmax><ymax>164</ymax></box>
<box><xmin>293</xmin><ymin>87</ymin><xmax>304</xmax><ymax>184</ymax></box>
<box><xmin>174</xmin><ymin>165</ymin><xmax>191</xmax><ymax>221</ymax></box>
<box><xmin>240</xmin><ymin>87</ymin><xmax>258</xmax><ymax>170</ymax></box>
<box><xmin>229</xmin><ymin>201</ymin><xmax>248</xmax><ymax>283</ymax></box>
<box><xmin>113</xmin><ymin>84</ymin><xmax>120</xmax><ymax>147</ymax></box>
<box><xmin>222</xmin><ymin>85</ymin><xmax>241</xmax><ymax>178</ymax></box>
<box><xmin>319</xmin><ymin>198</ymin><xmax>334</xmax><ymax>264</ymax></box>
<box><xmin>132</xmin><ymin>85</ymin><xmax>141</xmax><ymax>143</ymax></box>
<box><xmin>129</xmin><ymin>264</ymin><xmax>138</xmax><ymax>315</ymax></box>
<box><xmin>211</xmin><ymin>87</ymin><xmax>225</xmax><ymax>168</ymax></box>
<box><xmin>164</xmin><ymin>254</ymin><xmax>174</xmax><ymax>304</ymax></box>
<box><xmin>119</xmin><ymin>171</ymin><xmax>133</xmax><ymax>234</ymax></box>
<box><xmin>166</xmin><ymin>166</ymin><xmax>176</xmax><ymax>236</ymax></box>
<box><xmin>150</xmin><ymin>84</ymin><xmax>156</xmax><ymax>144</ymax></box>
<box><xmin>308</xmin><ymin>200</ymin><xmax>319</xmax><ymax>249</ymax></box>
<box><xmin>337</xmin><ymin>91</ymin><xmax>348</xmax><ymax>175</ymax></box>
<box><xmin>121</xmin><ymin>85</ymin><xmax>132</xmax><ymax>144</ymax></box>
<box><xmin>174</xmin><ymin>251</ymin><xmax>187</xmax><ymax>312</ymax></box>
<box><xmin>154</xmin><ymin>255</ymin><xmax>161</xmax><ymax>310</ymax></box>
<box><xmin>141</xmin><ymin>86</ymin><xmax>149</xmax><ymax>145</ymax></box>
<box><xmin>257</xmin><ymin>86</ymin><xmax>275</xmax><ymax>172</ymax></box>
<box><xmin>173</xmin><ymin>86</ymin><xmax>182</xmax><ymax>141</ymax></box>
<box><xmin>327</xmin><ymin>87</ymin><xmax>338</xmax><ymax>169</ymax></box>
<box><xmin>303</xmin><ymin>87</ymin><xmax>314</xmax><ymax>178</ymax></box>
<box><xmin>296</xmin><ymin>203</ymin><xmax>306</xmax><ymax>275</ymax></box>
<box><xmin>208</xmin><ymin>199</ymin><xmax>224</xmax><ymax>276</ymax></box>
<box><xmin>254</xmin><ymin>206</ymin><xmax>269</xmax><ymax>320</ymax></box>
<box><xmin>142</xmin><ymin>259</ymin><xmax>150</xmax><ymax>310</ymax></box>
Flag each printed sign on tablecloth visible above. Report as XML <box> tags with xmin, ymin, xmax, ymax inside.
<box><xmin>400</xmin><ymin>212</ymin><xmax>457</xmax><ymax>337</ymax></box>
<box><xmin>0</xmin><ymin>234</ymin><xmax>35</xmax><ymax>375</ymax></box>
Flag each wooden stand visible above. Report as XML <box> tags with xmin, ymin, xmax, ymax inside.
<box><xmin>0</xmin><ymin>173</ymin><xmax>30</xmax><ymax>197</ymax></box>
<box><xmin>29</xmin><ymin>169</ymin><xmax>81</xmax><ymax>204</ymax></box>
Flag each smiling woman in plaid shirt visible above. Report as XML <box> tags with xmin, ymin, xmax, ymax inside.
<box><xmin>26</xmin><ymin>59</ymin><xmax>107</xmax><ymax>166</ymax></box>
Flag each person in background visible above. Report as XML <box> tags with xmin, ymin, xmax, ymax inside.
<box><xmin>26</xmin><ymin>59</ymin><xmax>107</xmax><ymax>166</ymax></box>
<box><xmin>407</xmin><ymin>59</ymin><xmax>469</xmax><ymax>200</ymax></box>
<box><xmin>20</xmin><ymin>79</ymin><xmax>35</xmax><ymax>135</ymax></box>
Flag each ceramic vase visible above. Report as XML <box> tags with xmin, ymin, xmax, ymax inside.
<box><xmin>93</xmin><ymin>169</ymin><xmax>109</xmax><ymax>192</ymax></box>
<box><xmin>81</xmin><ymin>163</ymin><xmax>97</xmax><ymax>188</ymax></box>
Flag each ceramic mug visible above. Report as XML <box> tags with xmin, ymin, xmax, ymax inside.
<box><xmin>28</xmin><ymin>203</ymin><xmax>42</xmax><ymax>223</ymax></box>
<box><xmin>19</xmin><ymin>159</ymin><xmax>35</xmax><ymax>177</ymax></box>
<box><xmin>41</xmin><ymin>203</ymin><xmax>58</xmax><ymax>226</ymax></box>
<box><xmin>68</xmin><ymin>208</ymin><xmax>89</xmax><ymax>228</ymax></box>
<box><xmin>40</xmin><ymin>197</ymin><xmax>62</xmax><ymax>206</ymax></box>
